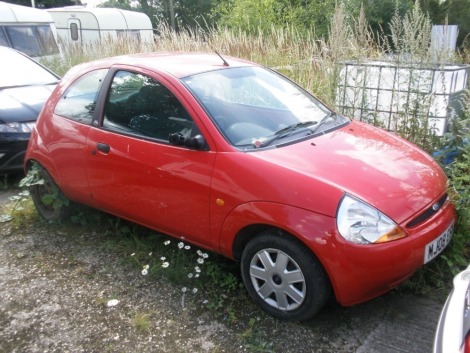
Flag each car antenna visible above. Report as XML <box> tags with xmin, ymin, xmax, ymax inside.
<box><xmin>214</xmin><ymin>50</ymin><xmax>229</xmax><ymax>67</ymax></box>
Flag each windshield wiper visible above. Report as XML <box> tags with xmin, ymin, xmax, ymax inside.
<box><xmin>309</xmin><ymin>112</ymin><xmax>337</xmax><ymax>135</ymax></box>
<box><xmin>257</xmin><ymin>121</ymin><xmax>318</xmax><ymax>148</ymax></box>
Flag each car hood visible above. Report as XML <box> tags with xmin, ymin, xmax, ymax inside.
<box><xmin>254</xmin><ymin>120</ymin><xmax>447</xmax><ymax>224</ymax></box>
<box><xmin>0</xmin><ymin>85</ymin><xmax>56</xmax><ymax>123</ymax></box>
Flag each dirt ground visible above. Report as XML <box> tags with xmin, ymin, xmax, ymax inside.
<box><xmin>0</xmin><ymin>187</ymin><xmax>448</xmax><ymax>353</ymax></box>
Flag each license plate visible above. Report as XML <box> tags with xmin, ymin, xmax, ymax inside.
<box><xmin>424</xmin><ymin>222</ymin><xmax>454</xmax><ymax>264</ymax></box>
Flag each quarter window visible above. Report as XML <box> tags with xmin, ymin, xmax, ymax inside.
<box><xmin>103</xmin><ymin>70</ymin><xmax>194</xmax><ymax>142</ymax></box>
<box><xmin>55</xmin><ymin>69</ymin><xmax>108</xmax><ymax>123</ymax></box>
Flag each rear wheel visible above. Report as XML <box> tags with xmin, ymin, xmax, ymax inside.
<box><xmin>241</xmin><ymin>230</ymin><xmax>331</xmax><ymax>321</ymax></box>
<box><xmin>28</xmin><ymin>164</ymin><xmax>72</xmax><ymax>222</ymax></box>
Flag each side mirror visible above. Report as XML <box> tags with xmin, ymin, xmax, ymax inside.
<box><xmin>169</xmin><ymin>133</ymin><xmax>206</xmax><ymax>150</ymax></box>
<box><xmin>184</xmin><ymin>134</ymin><xmax>205</xmax><ymax>149</ymax></box>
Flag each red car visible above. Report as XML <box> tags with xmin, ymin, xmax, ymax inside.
<box><xmin>24</xmin><ymin>52</ymin><xmax>456</xmax><ymax>321</ymax></box>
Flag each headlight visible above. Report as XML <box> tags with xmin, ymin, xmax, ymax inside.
<box><xmin>0</xmin><ymin>122</ymin><xmax>34</xmax><ymax>133</ymax></box>
<box><xmin>337</xmin><ymin>195</ymin><xmax>406</xmax><ymax>244</ymax></box>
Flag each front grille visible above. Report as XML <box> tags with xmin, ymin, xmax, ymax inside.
<box><xmin>406</xmin><ymin>193</ymin><xmax>448</xmax><ymax>228</ymax></box>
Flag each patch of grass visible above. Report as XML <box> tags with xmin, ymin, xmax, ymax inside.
<box><xmin>241</xmin><ymin>318</ymin><xmax>275</xmax><ymax>353</ymax></box>
<box><xmin>131</xmin><ymin>312</ymin><xmax>153</xmax><ymax>331</ymax></box>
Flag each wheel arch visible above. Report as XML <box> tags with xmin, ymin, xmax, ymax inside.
<box><xmin>24</xmin><ymin>158</ymin><xmax>61</xmax><ymax>186</ymax></box>
<box><xmin>220</xmin><ymin>202</ymin><xmax>339</xmax><ymax>295</ymax></box>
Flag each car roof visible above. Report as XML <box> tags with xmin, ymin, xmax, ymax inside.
<box><xmin>73</xmin><ymin>52</ymin><xmax>257</xmax><ymax>78</ymax></box>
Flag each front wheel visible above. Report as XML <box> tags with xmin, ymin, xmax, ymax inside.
<box><xmin>241</xmin><ymin>231</ymin><xmax>331</xmax><ymax>321</ymax></box>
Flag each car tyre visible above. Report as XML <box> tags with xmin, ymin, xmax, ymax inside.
<box><xmin>241</xmin><ymin>230</ymin><xmax>331</xmax><ymax>321</ymax></box>
<box><xmin>29</xmin><ymin>167</ymin><xmax>72</xmax><ymax>222</ymax></box>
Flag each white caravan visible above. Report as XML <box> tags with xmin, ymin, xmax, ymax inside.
<box><xmin>0</xmin><ymin>1</ymin><xmax>60</xmax><ymax>60</ymax></box>
<box><xmin>47</xmin><ymin>6</ymin><xmax>153</xmax><ymax>45</ymax></box>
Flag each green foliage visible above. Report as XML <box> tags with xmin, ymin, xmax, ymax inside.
<box><xmin>404</xmin><ymin>91</ymin><xmax>470</xmax><ymax>293</ymax></box>
<box><xmin>241</xmin><ymin>318</ymin><xmax>275</xmax><ymax>353</ymax></box>
<box><xmin>387</xmin><ymin>1</ymin><xmax>433</xmax><ymax>62</ymax></box>
<box><xmin>215</xmin><ymin>0</ymin><xmax>335</xmax><ymax>37</ymax></box>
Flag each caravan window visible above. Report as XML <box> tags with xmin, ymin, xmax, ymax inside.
<box><xmin>4</xmin><ymin>25</ymin><xmax>59</xmax><ymax>57</ymax></box>
<box><xmin>6</xmin><ymin>26</ymin><xmax>42</xmax><ymax>57</ymax></box>
<box><xmin>0</xmin><ymin>27</ymin><xmax>8</xmax><ymax>47</ymax></box>
<box><xmin>37</xmin><ymin>25</ymin><xmax>59</xmax><ymax>54</ymax></box>
<box><xmin>70</xmin><ymin>23</ymin><xmax>79</xmax><ymax>41</ymax></box>
<box><xmin>117</xmin><ymin>30</ymin><xmax>141</xmax><ymax>42</ymax></box>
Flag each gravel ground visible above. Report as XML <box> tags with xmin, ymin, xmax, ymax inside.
<box><xmin>0</xmin><ymin>188</ymin><xmax>448</xmax><ymax>353</ymax></box>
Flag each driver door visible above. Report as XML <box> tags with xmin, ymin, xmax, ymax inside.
<box><xmin>85</xmin><ymin>69</ymin><xmax>216</xmax><ymax>247</ymax></box>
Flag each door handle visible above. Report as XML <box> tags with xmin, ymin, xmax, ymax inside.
<box><xmin>96</xmin><ymin>142</ymin><xmax>110</xmax><ymax>154</ymax></box>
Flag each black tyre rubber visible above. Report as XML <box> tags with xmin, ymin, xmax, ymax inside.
<box><xmin>29</xmin><ymin>167</ymin><xmax>71</xmax><ymax>222</ymax></box>
<box><xmin>241</xmin><ymin>230</ymin><xmax>331</xmax><ymax>321</ymax></box>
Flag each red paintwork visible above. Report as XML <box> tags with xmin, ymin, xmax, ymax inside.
<box><xmin>25</xmin><ymin>52</ymin><xmax>456</xmax><ymax>307</ymax></box>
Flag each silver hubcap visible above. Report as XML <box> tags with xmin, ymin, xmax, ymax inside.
<box><xmin>249</xmin><ymin>248</ymin><xmax>306</xmax><ymax>311</ymax></box>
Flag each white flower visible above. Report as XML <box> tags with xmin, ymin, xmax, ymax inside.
<box><xmin>188</xmin><ymin>273</ymin><xmax>193</xmax><ymax>278</ymax></box>
<box><xmin>184</xmin><ymin>245</ymin><xmax>191</xmax><ymax>250</ymax></box>
<box><xmin>192</xmin><ymin>288</ymin><xmax>198</xmax><ymax>294</ymax></box>
<box><xmin>178</xmin><ymin>242</ymin><xmax>184</xmax><ymax>249</ymax></box>
<box><xmin>197</xmin><ymin>258</ymin><xmax>204</xmax><ymax>264</ymax></box>
<box><xmin>143</xmin><ymin>264</ymin><xmax>149</xmax><ymax>270</ymax></box>
<box><xmin>130</xmin><ymin>253</ymin><xmax>135</xmax><ymax>256</ymax></box>
<box><xmin>202</xmin><ymin>253</ymin><xmax>209</xmax><ymax>259</ymax></box>
<box><xmin>195</xmin><ymin>274</ymin><xmax>200</xmax><ymax>278</ymax></box>
<box><xmin>164</xmin><ymin>240</ymin><xmax>171</xmax><ymax>246</ymax></box>
<box><xmin>162</xmin><ymin>262</ymin><xmax>169</xmax><ymax>268</ymax></box>
<box><xmin>141</xmin><ymin>269</ymin><xmax>148</xmax><ymax>276</ymax></box>
<box><xmin>149</xmin><ymin>252</ymin><xmax>153</xmax><ymax>256</ymax></box>
<box><xmin>160</xmin><ymin>257</ymin><xmax>166</xmax><ymax>261</ymax></box>
<box><xmin>197</xmin><ymin>250</ymin><xmax>203</xmax><ymax>257</ymax></box>
<box><xmin>195</xmin><ymin>266</ymin><xmax>201</xmax><ymax>273</ymax></box>
<box><xmin>182</xmin><ymin>287</ymin><xmax>187</xmax><ymax>293</ymax></box>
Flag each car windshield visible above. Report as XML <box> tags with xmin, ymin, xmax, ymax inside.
<box><xmin>182</xmin><ymin>66</ymin><xmax>345</xmax><ymax>149</ymax></box>
<box><xmin>0</xmin><ymin>48</ymin><xmax>59</xmax><ymax>88</ymax></box>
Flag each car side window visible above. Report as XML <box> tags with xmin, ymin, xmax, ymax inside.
<box><xmin>55</xmin><ymin>69</ymin><xmax>108</xmax><ymax>123</ymax></box>
<box><xmin>103</xmin><ymin>70</ymin><xmax>194</xmax><ymax>142</ymax></box>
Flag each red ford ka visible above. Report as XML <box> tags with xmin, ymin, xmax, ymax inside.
<box><xmin>24</xmin><ymin>52</ymin><xmax>456</xmax><ymax>321</ymax></box>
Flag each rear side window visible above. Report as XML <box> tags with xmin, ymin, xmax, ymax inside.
<box><xmin>55</xmin><ymin>69</ymin><xmax>108</xmax><ymax>124</ymax></box>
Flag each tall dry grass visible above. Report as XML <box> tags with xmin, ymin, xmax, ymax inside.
<box><xmin>42</xmin><ymin>3</ymin><xmax>467</xmax><ymax>115</ymax></box>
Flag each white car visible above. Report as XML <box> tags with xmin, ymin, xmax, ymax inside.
<box><xmin>434</xmin><ymin>265</ymin><xmax>470</xmax><ymax>353</ymax></box>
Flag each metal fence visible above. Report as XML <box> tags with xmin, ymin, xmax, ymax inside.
<box><xmin>335</xmin><ymin>61</ymin><xmax>470</xmax><ymax>136</ymax></box>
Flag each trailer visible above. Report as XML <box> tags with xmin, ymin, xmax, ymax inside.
<box><xmin>47</xmin><ymin>6</ymin><xmax>153</xmax><ymax>45</ymax></box>
<box><xmin>0</xmin><ymin>1</ymin><xmax>60</xmax><ymax>60</ymax></box>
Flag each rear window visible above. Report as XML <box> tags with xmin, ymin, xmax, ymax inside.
<box><xmin>0</xmin><ymin>47</ymin><xmax>59</xmax><ymax>87</ymax></box>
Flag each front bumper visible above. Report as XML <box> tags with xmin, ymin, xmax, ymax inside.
<box><xmin>323</xmin><ymin>196</ymin><xmax>457</xmax><ymax>306</ymax></box>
